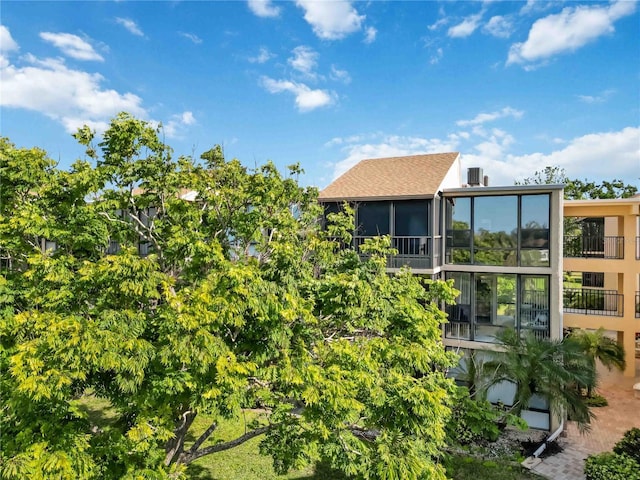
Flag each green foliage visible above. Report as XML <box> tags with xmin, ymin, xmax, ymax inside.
<box><xmin>515</xmin><ymin>166</ymin><xmax>637</xmax><ymax>199</ymax></box>
<box><xmin>583</xmin><ymin>394</ymin><xmax>608</xmax><ymax>407</ymax></box>
<box><xmin>445</xmin><ymin>387</ymin><xmax>524</xmax><ymax>445</ymax></box>
<box><xmin>584</xmin><ymin>452</ymin><xmax>640</xmax><ymax>480</ymax></box>
<box><xmin>613</xmin><ymin>428</ymin><xmax>640</xmax><ymax>464</ymax></box>
<box><xmin>482</xmin><ymin>329</ymin><xmax>595</xmax><ymax>431</ymax></box>
<box><xmin>0</xmin><ymin>114</ymin><xmax>458</xmax><ymax>479</ymax></box>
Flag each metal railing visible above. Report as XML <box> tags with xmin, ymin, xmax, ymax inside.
<box><xmin>444</xmin><ymin>321</ymin><xmax>471</xmax><ymax>340</ymax></box>
<box><xmin>563</xmin><ymin>288</ymin><xmax>623</xmax><ymax>317</ymax></box>
<box><xmin>354</xmin><ymin>235</ymin><xmax>437</xmax><ymax>269</ymax></box>
<box><xmin>563</xmin><ymin>235</ymin><xmax>624</xmax><ymax>259</ymax></box>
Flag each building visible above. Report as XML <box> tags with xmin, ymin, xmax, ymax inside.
<box><xmin>319</xmin><ymin>153</ymin><xmax>564</xmax><ymax>430</ymax></box>
<box><xmin>562</xmin><ymin>196</ymin><xmax>640</xmax><ymax>377</ymax></box>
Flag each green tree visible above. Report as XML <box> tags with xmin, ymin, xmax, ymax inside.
<box><xmin>516</xmin><ymin>166</ymin><xmax>638</xmax><ymax>199</ymax></box>
<box><xmin>567</xmin><ymin>328</ymin><xmax>626</xmax><ymax>397</ymax></box>
<box><xmin>481</xmin><ymin>329</ymin><xmax>594</xmax><ymax>432</ymax></box>
<box><xmin>0</xmin><ymin>113</ymin><xmax>459</xmax><ymax>479</ymax></box>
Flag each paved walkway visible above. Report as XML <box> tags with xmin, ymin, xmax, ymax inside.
<box><xmin>529</xmin><ymin>360</ymin><xmax>640</xmax><ymax>480</ymax></box>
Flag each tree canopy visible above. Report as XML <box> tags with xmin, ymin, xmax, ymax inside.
<box><xmin>0</xmin><ymin>113</ymin><xmax>459</xmax><ymax>479</ymax></box>
<box><xmin>516</xmin><ymin>166</ymin><xmax>638</xmax><ymax>199</ymax></box>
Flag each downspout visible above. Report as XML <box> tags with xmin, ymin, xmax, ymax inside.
<box><xmin>533</xmin><ymin>420</ymin><xmax>564</xmax><ymax>458</ymax></box>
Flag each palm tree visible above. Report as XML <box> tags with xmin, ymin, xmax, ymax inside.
<box><xmin>567</xmin><ymin>327</ymin><xmax>626</xmax><ymax>397</ymax></box>
<box><xmin>481</xmin><ymin>329</ymin><xmax>594</xmax><ymax>432</ymax></box>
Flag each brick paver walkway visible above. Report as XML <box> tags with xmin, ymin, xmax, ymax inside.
<box><xmin>529</xmin><ymin>360</ymin><xmax>640</xmax><ymax>480</ymax></box>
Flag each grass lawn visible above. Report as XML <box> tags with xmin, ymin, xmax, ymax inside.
<box><xmin>444</xmin><ymin>455</ymin><xmax>545</xmax><ymax>480</ymax></box>
<box><xmin>76</xmin><ymin>397</ymin><xmax>544</xmax><ymax>480</ymax></box>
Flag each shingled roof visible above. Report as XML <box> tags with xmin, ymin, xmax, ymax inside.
<box><xmin>319</xmin><ymin>152</ymin><xmax>460</xmax><ymax>201</ymax></box>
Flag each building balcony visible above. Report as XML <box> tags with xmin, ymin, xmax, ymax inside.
<box><xmin>636</xmin><ymin>291</ymin><xmax>640</xmax><ymax>319</ymax></box>
<box><xmin>444</xmin><ymin>321</ymin><xmax>549</xmax><ymax>343</ymax></box>
<box><xmin>354</xmin><ymin>235</ymin><xmax>441</xmax><ymax>270</ymax></box>
<box><xmin>563</xmin><ymin>288</ymin><xmax>623</xmax><ymax>317</ymax></box>
<box><xmin>563</xmin><ymin>235</ymin><xmax>624</xmax><ymax>259</ymax></box>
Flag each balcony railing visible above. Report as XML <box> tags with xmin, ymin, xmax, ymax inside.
<box><xmin>444</xmin><ymin>320</ymin><xmax>549</xmax><ymax>343</ymax></box>
<box><xmin>563</xmin><ymin>235</ymin><xmax>624</xmax><ymax>259</ymax></box>
<box><xmin>354</xmin><ymin>235</ymin><xmax>439</xmax><ymax>269</ymax></box>
<box><xmin>563</xmin><ymin>288</ymin><xmax>623</xmax><ymax>317</ymax></box>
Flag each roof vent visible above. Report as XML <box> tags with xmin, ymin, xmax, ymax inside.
<box><xmin>467</xmin><ymin>167</ymin><xmax>484</xmax><ymax>186</ymax></box>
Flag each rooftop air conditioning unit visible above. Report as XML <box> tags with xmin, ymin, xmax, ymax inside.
<box><xmin>467</xmin><ymin>167</ymin><xmax>484</xmax><ymax>186</ymax></box>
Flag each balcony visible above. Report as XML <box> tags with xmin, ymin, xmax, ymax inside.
<box><xmin>354</xmin><ymin>235</ymin><xmax>440</xmax><ymax>270</ymax></box>
<box><xmin>563</xmin><ymin>288</ymin><xmax>623</xmax><ymax>317</ymax></box>
<box><xmin>636</xmin><ymin>291</ymin><xmax>640</xmax><ymax>319</ymax></box>
<box><xmin>563</xmin><ymin>235</ymin><xmax>624</xmax><ymax>259</ymax></box>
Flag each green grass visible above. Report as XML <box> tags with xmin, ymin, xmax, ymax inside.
<box><xmin>74</xmin><ymin>396</ymin><xmax>544</xmax><ymax>480</ymax></box>
<box><xmin>444</xmin><ymin>455</ymin><xmax>545</xmax><ymax>480</ymax></box>
<box><xmin>184</xmin><ymin>410</ymin><xmax>346</xmax><ymax>480</ymax></box>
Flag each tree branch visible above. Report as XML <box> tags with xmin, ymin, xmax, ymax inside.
<box><xmin>164</xmin><ymin>411</ymin><xmax>196</xmax><ymax>466</ymax></box>
<box><xmin>188</xmin><ymin>421</ymin><xmax>217</xmax><ymax>454</ymax></box>
<box><xmin>179</xmin><ymin>425</ymin><xmax>271</xmax><ymax>464</ymax></box>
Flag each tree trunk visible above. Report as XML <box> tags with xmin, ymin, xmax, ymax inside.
<box><xmin>164</xmin><ymin>411</ymin><xmax>197</xmax><ymax>466</ymax></box>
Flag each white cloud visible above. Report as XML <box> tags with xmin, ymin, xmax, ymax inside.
<box><xmin>248</xmin><ymin>46</ymin><xmax>275</xmax><ymax>64</ymax></box>
<box><xmin>508</xmin><ymin>1</ymin><xmax>637</xmax><ymax>66</ymax></box>
<box><xmin>430</xmin><ymin>47</ymin><xmax>443</xmax><ymax>65</ymax></box>
<box><xmin>179</xmin><ymin>32</ymin><xmax>202</xmax><ymax>44</ymax></box>
<box><xmin>364</xmin><ymin>26</ymin><xmax>377</xmax><ymax>44</ymax></box>
<box><xmin>428</xmin><ymin>17</ymin><xmax>449</xmax><ymax>31</ymax></box>
<box><xmin>1</xmin><ymin>25</ymin><xmax>19</xmax><ymax>52</ymax></box>
<box><xmin>115</xmin><ymin>17</ymin><xmax>144</xmax><ymax>37</ymax></box>
<box><xmin>462</xmin><ymin>127</ymin><xmax>640</xmax><ymax>186</ymax></box>
<box><xmin>456</xmin><ymin>107</ymin><xmax>524</xmax><ymax>127</ymax></box>
<box><xmin>330</xmin><ymin>65</ymin><xmax>351</xmax><ymax>84</ymax></box>
<box><xmin>163</xmin><ymin>111</ymin><xmax>196</xmax><ymax>138</ymax></box>
<box><xmin>295</xmin><ymin>0</ymin><xmax>364</xmax><ymax>40</ymax></box>
<box><xmin>448</xmin><ymin>12</ymin><xmax>483</xmax><ymax>38</ymax></box>
<box><xmin>0</xmin><ymin>53</ymin><xmax>146</xmax><ymax>133</ymax></box>
<box><xmin>39</xmin><ymin>32</ymin><xmax>103</xmax><ymax>61</ymax></box>
<box><xmin>483</xmin><ymin>15</ymin><xmax>513</xmax><ymax>38</ymax></box>
<box><xmin>260</xmin><ymin>76</ymin><xmax>336</xmax><ymax>112</ymax></box>
<box><xmin>288</xmin><ymin>46</ymin><xmax>318</xmax><ymax>77</ymax></box>
<box><xmin>329</xmin><ymin>133</ymin><xmax>460</xmax><ymax>180</ymax></box>
<box><xmin>247</xmin><ymin>0</ymin><xmax>281</xmax><ymax>18</ymax></box>
<box><xmin>577</xmin><ymin>89</ymin><xmax>615</xmax><ymax>104</ymax></box>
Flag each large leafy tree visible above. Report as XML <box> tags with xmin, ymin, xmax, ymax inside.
<box><xmin>0</xmin><ymin>114</ymin><xmax>458</xmax><ymax>479</ymax></box>
<box><xmin>516</xmin><ymin>166</ymin><xmax>638</xmax><ymax>199</ymax></box>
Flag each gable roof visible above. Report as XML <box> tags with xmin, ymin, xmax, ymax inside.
<box><xmin>318</xmin><ymin>152</ymin><xmax>460</xmax><ymax>201</ymax></box>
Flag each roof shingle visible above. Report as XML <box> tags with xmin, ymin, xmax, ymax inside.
<box><xmin>319</xmin><ymin>152</ymin><xmax>460</xmax><ymax>201</ymax></box>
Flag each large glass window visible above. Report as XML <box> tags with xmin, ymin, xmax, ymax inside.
<box><xmin>445</xmin><ymin>193</ymin><xmax>551</xmax><ymax>266</ymax></box>
<box><xmin>521</xmin><ymin>194</ymin><xmax>550</xmax><ymax>266</ymax></box>
<box><xmin>445</xmin><ymin>273</ymin><xmax>549</xmax><ymax>343</ymax></box>
<box><xmin>356</xmin><ymin>202</ymin><xmax>390</xmax><ymax>236</ymax></box>
<box><xmin>473</xmin><ymin>196</ymin><xmax>517</xmax><ymax>266</ymax></box>
<box><xmin>446</xmin><ymin>197</ymin><xmax>471</xmax><ymax>264</ymax></box>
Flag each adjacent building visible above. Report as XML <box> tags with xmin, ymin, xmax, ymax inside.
<box><xmin>562</xmin><ymin>196</ymin><xmax>640</xmax><ymax>377</ymax></box>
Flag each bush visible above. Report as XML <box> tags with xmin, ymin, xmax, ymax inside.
<box><xmin>613</xmin><ymin>427</ymin><xmax>640</xmax><ymax>464</ymax></box>
<box><xmin>583</xmin><ymin>394</ymin><xmax>608</xmax><ymax>407</ymax></box>
<box><xmin>584</xmin><ymin>452</ymin><xmax>640</xmax><ymax>480</ymax></box>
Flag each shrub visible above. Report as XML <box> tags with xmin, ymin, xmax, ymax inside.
<box><xmin>583</xmin><ymin>394</ymin><xmax>608</xmax><ymax>407</ymax></box>
<box><xmin>613</xmin><ymin>427</ymin><xmax>640</xmax><ymax>464</ymax></box>
<box><xmin>584</xmin><ymin>452</ymin><xmax>640</xmax><ymax>480</ymax></box>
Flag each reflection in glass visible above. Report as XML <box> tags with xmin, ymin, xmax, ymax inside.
<box><xmin>446</xmin><ymin>197</ymin><xmax>471</xmax><ymax>264</ymax></box>
<box><xmin>357</xmin><ymin>202</ymin><xmax>390</xmax><ymax>236</ymax></box>
<box><xmin>473</xmin><ymin>196</ymin><xmax>517</xmax><ymax>266</ymax></box>
<box><xmin>521</xmin><ymin>194</ymin><xmax>550</xmax><ymax>267</ymax></box>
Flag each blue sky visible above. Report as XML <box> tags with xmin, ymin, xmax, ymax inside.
<box><xmin>1</xmin><ymin>0</ymin><xmax>638</xmax><ymax>189</ymax></box>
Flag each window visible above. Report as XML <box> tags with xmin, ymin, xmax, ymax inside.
<box><xmin>582</xmin><ymin>272</ymin><xmax>604</xmax><ymax>288</ymax></box>
<box><xmin>445</xmin><ymin>193</ymin><xmax>551</xmax><ymax>267</ymax></box>
<box><xmin>356</xmin><ymin>202</ymin><xmax>390</xmax><ymax>236</ymax></box>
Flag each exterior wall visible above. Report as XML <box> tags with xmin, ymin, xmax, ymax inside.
<box><xmin>563</xmin><ymin>198</ymin><xmax>640</xmax><ymax>378</ymax></box>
